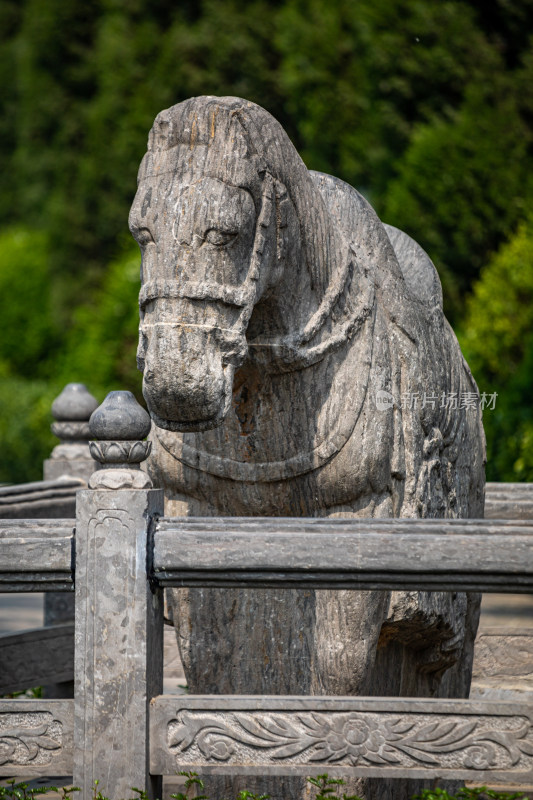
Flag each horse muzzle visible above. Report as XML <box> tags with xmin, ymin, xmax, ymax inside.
<box><xmin>140</xmin><ymin>317</ymin><xmax>247</xmax><ymax>433</ymax></box>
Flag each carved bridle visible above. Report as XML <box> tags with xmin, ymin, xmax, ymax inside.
<box><xmin>138</xmin><ymin>170</ymin><xmax>375</xmax><ymax>374</ymax></box>
<box><xmin>137</xmin><ymin>172</ymin><xmax>279</xmax><ymax>371</ymax></box>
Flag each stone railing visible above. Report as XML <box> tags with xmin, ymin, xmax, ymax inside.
<box><xmin>1</xmin><ymin>390</ymin><xmax>533</xmax><ymax>796</ymax></box>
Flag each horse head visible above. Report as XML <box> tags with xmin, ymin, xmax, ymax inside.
<box><xmin>129</xmin><ymin>96</ymin><xmax>363</xmax><ymax>433</ymax></box>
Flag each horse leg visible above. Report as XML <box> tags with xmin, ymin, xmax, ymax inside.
<box><xmin>170</xmin><ymin>586</ymin><xmax>314</xmax><ymax>800</ymax></box>
<box><xmin>354</xmin><ymin>590</ymin><xmax>482</xmax><ymax>799</ymax></box>
<box><xmin>169</xmin><ymin>584</ymin><xmax>390</xmax><ymax>800</ymax></box>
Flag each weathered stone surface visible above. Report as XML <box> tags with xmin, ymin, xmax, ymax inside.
<box><xmin>73</xmin><ymin>393</ymin><xmax>163</xmax><ymax>794</ymax></box>
<box><xmin>0</xmin><ymin>477</ymin><xmax>82</xmax><ymax>519</ymax></box>
<box><xmin>153</xmin><ymin>517</ymin><xmax>533</xmax><ymax>592</ymax></box>
<box><xmin>0</xmin><ymin>519</ymin><xmax>74</xmax><ymax>591</ymax></box>
<box><xmin>485</xmin><ymin>482</ymin><xmax>533</xmax><ymax>520</ymax></box>
<box><xmin>51</xmin><ymin>383</ymin><xmax>99</xmax><ymax>422</ymax></box>
<box><xmin>74</xmin><ymin>488</ymin><xmax>164</xmax><ymax>797</ymax></box>
<box><xmin>471</xmin><ymin>627</ymin><xmax>533</xmax><ymax>702</ymax></box>
<box><xmin>130</xmin><ymin>96</ymin><xmax>486</xmax><ymax>798</ymax></box>
<box><xmin>89</xmin><ymin>438</ymin><xmax>152</xmax><ymax>464</ymax></box>
<box><xmin>0</xmin><ymin>699</ymin><xmax>73</xmax><ymax>777</ymax></box>
<box><xmin>0</xmin><ymin>624</ymin><xmax>74</xmax><ymax>695</ymax></box>
<box><xmin>88</xmin><ymin>465</ymin><xmax>153</xmax><ymax>490</ymax></box>
<box><xmin>89</xmin><ymin>389</ymin><xmax>151</xmax><ymax>441</ymax></box>
<box><xmin>88</xmin><ymin>390</ymin><xmax>153</xmax><ymax>489</ymax></box>
<box><xmin>44</xmin><ymin>591</ymin><xmax>75</xmax><ymax>626</ymax></box>
<box><xmin>150</xmin><ymin>695</ymin><xmax>533</xmax><ymax>785</ymax></box>
<box><xmin>44</xmin><ymin>382</ymin><xmax>99</xmax><ymax>483</ymax></box>
<box><xmin>43</xmin><ymin>384</ymin><xmax>97</xmax><ymax>696</ymax></box>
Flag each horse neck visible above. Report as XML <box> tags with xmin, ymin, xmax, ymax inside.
<box><xmin>229</xmin><ymin>201</ymin><xmax>354</xmax><ymax>441</ymax></box>
<box><xmin>246</xmin><ymin>192</ymin><xmax>344</xmax><ymax>359</ymax></box>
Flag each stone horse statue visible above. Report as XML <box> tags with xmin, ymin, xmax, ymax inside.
<box><xmin>129</xmin><ymin>96</ymin><xmax>485</xmax><ymax>799</ymax></box>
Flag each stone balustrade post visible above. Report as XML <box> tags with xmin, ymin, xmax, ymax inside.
<box><xmin>44</xmin><ymin>383</ymin><xmax>100</xmax><ymax>699</ymax></box>
<box><xmin>74</xmin><ymin>391</ymin><xmax>164</xmax><ymax>797</ymax></box>
<box><xmin>44</xmin><ymin>382</ymin><xmax>99</xmax><ymax>484</ymax></box>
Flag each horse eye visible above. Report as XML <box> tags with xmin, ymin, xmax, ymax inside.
<box><xmin>136</xmin><ymin>228</ymin><xmax>154</xmax><ymax>246</ymax></box>
<box><xmin>205</xmin><ymin>229</ymin><xmax>237</xmax><ymax>246</ymax></box>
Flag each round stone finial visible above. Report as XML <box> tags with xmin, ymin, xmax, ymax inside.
<box><xmin>51</xmin><ymin>383</ymin><xmax>99</xmax><ymax>422</ymax></box>
<box><xmin>88</xmin><ymin>391</ymin><xmax>152</xmax><ymax>489</ymax></box>
<box><xmin>50</xmin><ymin>383</ymin><xmax>100</xmax><ymax>447</ymax></box>
<box><xmin>89</xmin><ymin>391</ymin><xmax>151</xmax><ymax>441</ymax></box>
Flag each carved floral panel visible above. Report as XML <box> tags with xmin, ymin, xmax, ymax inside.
<box><xmin>166</xmin><ymin>709</ymin><xmax>533</xmax><ymax>773</ymax></box>
<box><xmin>0</xmin><ymin>712</ymin><xmax>62</xmax><ymax>767</ymax></box>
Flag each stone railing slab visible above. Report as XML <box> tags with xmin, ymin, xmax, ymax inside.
<box><xmin>150</xmin><ymin>695</ymin><xmax>533</xmax><ymax>783</ymax></box>
<box><xmin>471</xmin><ymin>627</ymin><xmax>533</xmax><ymax>701</ymax></box>
<box><xmin>0</xmin><ymin>625</ymin><xmax>184</xmax><ymax>696</ymax></box>
<box><xmin>0</xmin><ymin>478</ymin><xmax>82</xmax><ymax>519</ymax></box>
<box><xmin>153</xmin><ymin>517</ymin><xmax>533</xmax><ymax>592</ymax></box>
<box><xmin>0</xmin><ymin>699</ymin><xmax>73</xmax><ymax>776</ymax></box>
<box><xmin>485</xmin><ymin>483</ymin><xmax>533</xmax><ymax>520</ymax></box>
<box><xmin>0</xmin><ymin>519</ymin><xmax>74</xmax><ymax>591</ymax></box>
<box><xmin>0</xmin><ymin>624</ymin><xmax>74</xmax><ymax>695</ymax></box>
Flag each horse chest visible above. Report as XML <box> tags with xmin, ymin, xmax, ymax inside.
<box><xmin>149</xmin><ymin>398</ymin><xmax>396</xmax><ymax>517</ymax></box>
<box><xmin>148</xmin><ymin>319</ymin><xmax>397</xmax><ymax>516</ymax></box>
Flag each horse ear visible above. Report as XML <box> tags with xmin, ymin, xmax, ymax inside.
<box><xmin>149</xmin><ymin>113</ymin><xmax>171</xmax><ymax>151</ymax></box>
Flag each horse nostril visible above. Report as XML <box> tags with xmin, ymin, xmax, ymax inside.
<box><xmin>144</xmin><ymin>369</ymin><xmax>155</xmax><ymax>384</ymax></box>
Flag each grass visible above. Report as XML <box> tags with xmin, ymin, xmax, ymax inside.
<box><xmin>0</xmin><ymin>774</ymin><xmax>528</xmax><ymax>800</ymax></box>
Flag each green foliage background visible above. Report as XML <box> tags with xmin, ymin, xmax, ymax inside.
<box><xmin>0</xmin><ymin>0</ymin><xmax>532</xmax><ymax>483</ymax></box>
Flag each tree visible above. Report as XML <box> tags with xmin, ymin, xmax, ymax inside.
<box><xmin>382</xmin><ymin>72</ymin><xmax>533</xmax><ymax>320</ymax></box>
<box><xmin>1</xmin><ymin>0</ymin><xmax>532</xmax><ymax>482</ymax></box>
<box><xmin>460</xmin><ymin>215</ymin><xmax>533</xmax><ymax>480</ymax></box>
<box><xmin>0</xmin><ymin>227</ymin><xmax>60</xmax><ymax>379</ymax></box>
